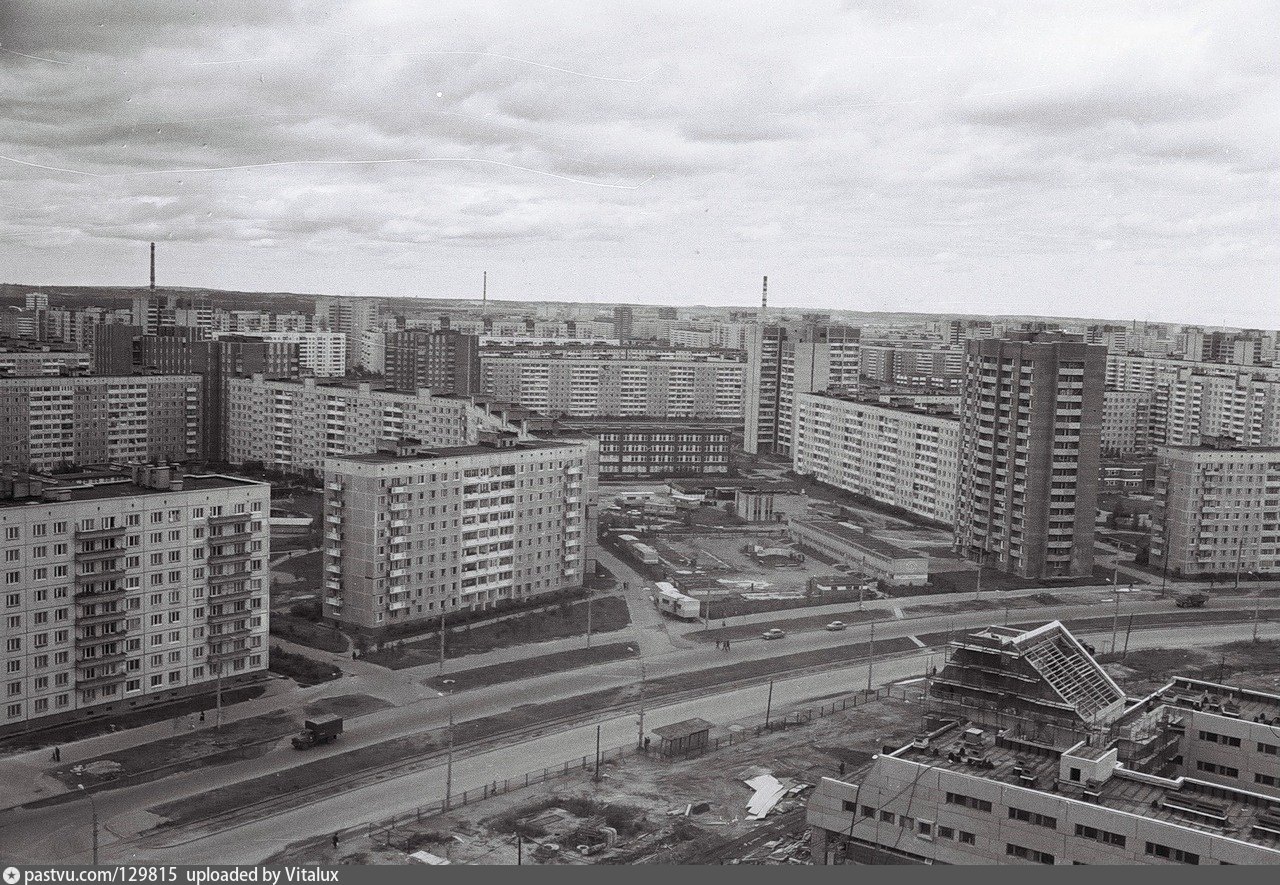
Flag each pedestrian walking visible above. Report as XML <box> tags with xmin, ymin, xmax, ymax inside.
<box><xmin>51</xmin><ymin>746</ymin><xmax>60</xmax><ymax>763</ymax></box>
<box><xmin>839</xmin><ymin>761</ymin><xmax>846</xmax><ymax>776</ymax></box>
<box><xmin>332</xmin><ymin>833</ymin><xmax>340</xmax><ymax>849</ymax></box>
<box><xmin>199</xmin><ymin>710</ymin><xmax>205</xmax><ymax>723</ymax></box>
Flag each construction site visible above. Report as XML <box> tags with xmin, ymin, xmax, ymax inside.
<box><xmin>266</xmin><ymin>689</ymin><xmax>929</xmax><ymax>866</ymax></box>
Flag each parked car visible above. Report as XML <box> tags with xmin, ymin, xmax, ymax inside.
<box><xmin>825</xmin><ymin>620</ymin><xmax>848</xmax><ymax>631</ymax></box>
<box><xmin>761</xmin><ymin>628</ymin><xmax>786</xmax><ymax>640</ymax></box>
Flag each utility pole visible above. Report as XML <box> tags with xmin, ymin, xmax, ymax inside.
<box><xmin>439</xmin><ymin>610</ymin><xmax>446</xmax><ymax>675</ymax></box>
<box><xmin>764</xmin><ymin>678</ymin><xmax>774</xmax><ymax>728</ymax></box>
<box><xmin>443</xmin><ymin>695</ymin><xmax>454</xmax><ymax>811</ymax></box>
<box><xmin>215</xmin><ymin>661</ymin><xmax>223</xmax><ymax>730</ymax></box>
<box><xmin>636</xmin><ymin>658</ymin><xmax>647</xmax><ymax>750</ymax></box>
<box><xmin>974</xmin><ymin>548</ymin><xmax>983</xmax><ymax>601</ymax></box>
<box><xmin>1254</xmin><ymin>597</ymin><xmax>1262</xmax><ymax>643</ymax></box>
<box><xmin>1123</xmin><ymin>614</ymin><xmax>1133</xmax><ymax>658</ymax></box>
<box><xmin>1110</xmin><ymin>593</ymin><xmax>1121</xmax><ymax>655</ymax></box>
<box><xmin>586</xmin><ymin>594</ymin><xmax>593</xmax><ymax>648</ymax></box>
<box><xmin>866</xmin><ymin>621</ymin><xmax>876</xmax><ymax>693</ymax></box>
<box><xmin>517</xmin><ymin>834</ymin><xmax>522</xmax><ymax>865</ymax></box>
<box><xmin>1234</xmin><ymin>533</ymin><xmax>1245</xmax><ymax>591</ymax></box>
<box><xmin>593</xmin><ymin>724</ymin><xmax>602</xmax><ymax>782</ymax></box>
<box><xmin>78</xmin><ymin>784</ymin><xmax>98</xmax><ymax>865</ymax></box>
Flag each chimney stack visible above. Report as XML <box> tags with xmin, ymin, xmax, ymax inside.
<box><xmin>150</xmin><ymin>242</ymin><xmax>156</xmax><ymax>293</ymax></box>
<box><xmin>760</xmin><ymin>275</ymin><xmax>768</xmax><ymax>320</ymax></box>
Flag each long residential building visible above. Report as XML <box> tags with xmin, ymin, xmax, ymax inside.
<box><xmin>480</xmin><ymin>345</ymin><xmax>745</xmax><ymax>419</ymax></box>
<box><xmin>224</xmin><ymin>375</ymin><xmax>521</xmax><ymax>476</ymax></box>
<box><xmin>808</xmin><ymin>621</ymin><xmax>1280</xmax><ymax>865</ymax></box>
<box><xmin>321</xmin><ymin>434</ymin><xmax>598</xmax><ymax>631</ymax></box>
<box><xmin>1151</xmin><ymin>442</ymin><xmax>1280</xmax><ymax>577</ymax></box>
<box><xmin>0</xmin><ymin>375</ymin><xmax>203</xmax><ymax>471</ymax></box>
<box><xmin>211</xmin><ymin>331</ymin><xmax>347</xmax><ymax>377</ymax></box>
<box><xmin>744</xmin><ymin>323</ymin><xmax>861</xmax><ymax>456</ymax></box>
<box><xmin>792</xmin><ymin>392</ymin><xmax>961</xmax><ymax>525</ymax></box>
<box><xmin>546</xmin><ymin>418</ymin><xmax>733</xmax><ymax>478</ymax></box>
<box><xmin>955</xmin><ymin>333</ymin><xmax>1105</xmax><ymax>579</ymax></box>
<box><xmin>385</xmin><ymin>328</ymin><xmax>481</xmax><ymax>395</ymax></box>
<box><xmin>0</xmin><ymin>466</ymin><xmax>270</xmax><ymax>732</ymax></box>
<box><xmin>0</xmin><ymin>346</ymin><xmax>92</xmax><ymax>378</ymax></box>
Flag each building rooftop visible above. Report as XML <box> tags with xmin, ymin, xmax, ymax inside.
<box><xmin>892</xmin><ymin>721</ymin><xmax>1280</xmax><ymax>849</ymax></box>
<box><xmin>804</xmin><ymin>390</ymin><xmax>960</xmax><ymax>418</ymax></box>
<box><xmin>334</xmin><ymin>437</ymin><xmax>585</xmax><ymax>464</ymax></box>
<box><xmin>790</xmin><ymin>518</ymin><xmax>924</xmax><ymax>562</ymax></box>
<box><xmin>0</xmin><ymin>473</ymin><xmax>264</xmax><ymax>508</ymax></box>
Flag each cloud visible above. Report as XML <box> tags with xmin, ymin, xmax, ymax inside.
<box><xmin>0</xmin><ymin>0</ymin><xmax>1276</xmax><ymax>326</ymax></box>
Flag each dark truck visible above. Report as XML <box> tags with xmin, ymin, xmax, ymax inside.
<box><xmin>292</xmin><ymin>715</ymin><xmax>343</xmax><ymax>750</ymax></box>
<box><xmin>1175</xmin><ymin>592</ymin><xmax>1209</xmax><ymax>609</ymax></box>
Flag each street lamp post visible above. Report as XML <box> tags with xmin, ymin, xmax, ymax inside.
<box><xmin>77</xmin><ymin>784</ymin><xmax>99</xmax><ymax>865</ymax></box>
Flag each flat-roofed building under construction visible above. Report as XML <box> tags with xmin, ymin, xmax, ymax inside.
<box><xmin>808</xmin><ymin>621</ymin><xmax>1280</xmax><ymax>865</ymax></box>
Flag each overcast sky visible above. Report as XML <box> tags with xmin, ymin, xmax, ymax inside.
<box><xmin>1</xmin><ymin>1</ymin><xmax>1276</xmax><ymax>326</ymax></box>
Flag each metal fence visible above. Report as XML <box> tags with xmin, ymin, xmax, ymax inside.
<box><xmin>363</xmin><ymin>683</ymin><xmax>922</xmax><ymax>848</ymax></box>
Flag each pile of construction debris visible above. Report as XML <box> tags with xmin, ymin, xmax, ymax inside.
<box><xmin>740</xmin><ymin>766</ymin><xmax>811</xmax><ymax>819</ymax></box>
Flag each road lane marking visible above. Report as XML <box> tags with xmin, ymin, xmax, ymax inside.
<box><xmin>893</xmin><ymin>606</ymin><xmax>905</xmax><ymax>619</ymax></box>
<box><xmin>908</xmin><ymin>635</ymin><xmax>926</xmax><ymax>648</ymax></box>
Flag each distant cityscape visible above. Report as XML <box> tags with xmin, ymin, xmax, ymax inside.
<box><xmin>1</xmin><ymin>256</ymin><xmax>1278</xmax><ymax>866</ymax></box>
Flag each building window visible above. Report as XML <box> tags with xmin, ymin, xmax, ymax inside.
<box><xmin>1009</xmin><ymin>807</ymin><xmax>1057</xmax><ymax>829</ymax></box>
<box><xmin>1146</xmin><ymin>842</ymin><xmax>1199</xmax><ymax>865</ymax></box>
<box><xmin>1006</xmin><ymin>844</ymin><xmax>1054</xmax><ymax>864</ymax></box>
<box><xmin>944</xmin><ymin>792</ymin><xmax>992</xmax><ymax>812</ymax></box>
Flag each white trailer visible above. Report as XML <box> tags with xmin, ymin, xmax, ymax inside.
<box><xmin>655</xmin><ymin>582</ymin><xmax>701</xmax><ymax>620</ymax></box>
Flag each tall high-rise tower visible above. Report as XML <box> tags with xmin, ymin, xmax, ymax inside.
<box><xmin>954</xmin><ymin>332</ymin><xmax>1106</xmax><ymax>579</ymax></box>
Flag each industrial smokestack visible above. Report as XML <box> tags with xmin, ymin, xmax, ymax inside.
<box><xmin>760</xmin><ymin>275</ymin><xmax>768</xmax><ymax>319</ymax></box>
<box><xmin>482</xmin><ymin>270</ymin><xmax>487</xmax><ymax>314</ymax></box>
<box><xmin>150</xmin><ymin>242</ymin><xmax>156</xmax><ymax>293</ymax></box>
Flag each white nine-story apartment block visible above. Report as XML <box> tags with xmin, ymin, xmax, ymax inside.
<box><xmin>223</xmin><ymin>375</ymin><xmax>525</xmax><ymax>476</ymax></box>
<box><xmin>321</xmin><ymin>434</ymin><xmax>598</xmax><ymax>632</ymax></box>
<box><xmin>791</xmin><ymin>391</ymin><xmax>962</xmax><ymax>525</ymax></box>
<box><xmin>0</xmin><ymin>466</ymin><xmax>270</xmax><ymax>731</ymax></box>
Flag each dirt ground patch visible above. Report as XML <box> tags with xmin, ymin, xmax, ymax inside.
<box><xmin>422</xmin><ymin>642</ymin><xmax>639</xmax><ymax>692</ymax></box>
<box><xmin>54</xmin><ymin>710</ymin><xmax>298</xmax><ymax>788</ymax></box>
<box><xmin>303</xmin><ymin>694</ymin><xmax>394</xmax><ymax>720</ymax></box>
<box><xmin>270</xmin><ymin>613</ymin><xmax>349</xmax><ymax>653</ymax></box>
<box><xmin>264</xmin><ymin>694</ymin><xmax>925</xmax><ymax>866</ymax></box>
<box><xmin>364</xmin><ymin>596</ymin><xmax>631</xmax><ymax>669</ymax></box>
<box><xmin>1099</xmin><ymin>639</ymin><xmax>1280</xmax><ymax>697</ymax></box>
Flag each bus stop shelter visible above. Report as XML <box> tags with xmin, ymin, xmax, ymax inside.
<box><xmin>652</xmin><ymin>718</ymin><xmax>713</xmax><ymax>757</ymax></box>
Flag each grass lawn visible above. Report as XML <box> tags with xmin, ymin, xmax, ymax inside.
<box><xmin>363</xmin><ymin>596</ymin><xmax>631</xmax><ymax>669</ymax></box>
<box><xmin>270</xmin><ymin>613</ymin><xmax>349</xmax><ymax>653</ymax></box>
<box><xmin>270</xmin><ymin>646</ymin><xmax>342</xmax><ymax>686</ymax></box>
<box><xmin>273</xmin><ymin>549</ymin><xmax>323</xmax><ymax>584</ymax></box>
<box><xmin>0</xmin><ymin>684</ymin><xmax>268</xmax><ymax>755</ymax></box>
<box><xmin>420</xmin><ymin>642</ymin><xmax>638</xmax><ymax>692</ymax></box>
<box><xmin>926</xmin><ymin>563</ymin><xmax>1144</xmax><ymax>593</ymax></box>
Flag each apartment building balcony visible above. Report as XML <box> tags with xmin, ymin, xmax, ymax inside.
<box><xmin>388</xmin><ymin>598</ymin><xmax>411</xmax><ymax>612</ymax></box>
<box><xmin>208</xmin><ymin>549</ymin><xmax>252</xmax><ymax>565</ymax></box>
<box><xmin>207</xmin><ymin>607</ymin><xmax>251</xmax><ymax>625</ymax></box>
<box><xmin>209</xmin><ymin>570</ymin><xmax>251</xmax><ymax>586</ymax></box>
<box><xmin>209</xmin><ymin>623</ymin><xmax>253</xmax><ymax>640</ymax></box>
<box><xmin>74</xmin><ymin>583</ymin><xmax>127</xmax><ymax>602</ymax></box>
<box><xmin>324</xmin><ymin>577</ymin><xmax>342</xmax><ymax>592</ymax></box>
<box><xmin>75</xmin><ymin>608</ymin><xmax>128</xmax><ymax>627</ymax></box>
<box><xmin>208</xmin><ymin>584</ymin><xmax>254</xmax><ymax>604</ymax></box>
<box><xmin>388</xmin><ymin>568</ymin><xmax>407</xmax><ymax>579</ymax></box>
<box><xmin>76</xmin><ymin>649</ymin><xmax>127</xmax><ymax>668</ymax></box>
<box><xmin>211</xmin><ymin>530</ymin><xmax>253</xmax><ymax>545</ymax></box>
<box><xmin>391</xmin><ymin>485</ymin><xmax>408</xmax><ymax>495</ymax></box>
<box><xmin>326</xmin><ymin>514</ymin><xmax>343</xmax><ymax>525</ymax></box>
<box><xmin>327</xmin><ymin>481</ymin><xmax>344</xmax><ymax>492</ymax></box>
<box><xmin>325</xmin><ymin>530</ymin><xmax>342</xmax><ymax>543</ymax></box>
<box><xmin>390</xmin><ymin>519</ymin><xmax>407</xmax><ymax>529</ymax></box>
<box><xmin>390</xmin><ymin>549</ymin><xmax>409</xmax><ymax>562</ymax></box>
<box><xmin>324</xmin><ymin>595</ymin><xmax>344</xmax><ymax>608</ymax></box>
<box><xmin>76</xmin><ymin>568</ymin><xmax>127</xmax><ymax>584</ymax></box>
<box><xmin>390</xmin><ymin>534</ymin><xmax>408</xmax><ymax>545</ymax></box>
<box><xmin>75</xmin><ymin>631</ymin><xmax>128</xmax><ymax>649</ymax></box>
<box><xmin>209</xmin><ymin>513</ymin><xmax>251</xmax><ymax>527</ymax></box>
<box><xmin>74</xmin><ymin>525</ymin><xmax>127</xmax><ymax>541</ymax></box>
<box><xmin>207</xmin><ymin>646</ymin><xmax>252</xmax><ymax>664</ymax></box>
<box><xmin>75</xmin><ymin>669</ymin><xmax>128</xmax><ymax>689</ymax></box>
<box><xmin>74</xmin><ymin>546</ymin><xmax>125</xmax><ymax>563</ymax></box>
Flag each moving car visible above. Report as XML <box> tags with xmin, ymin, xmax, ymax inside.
<box><xmin>761</xmin><ymin>628</ymin><xmax>786</xmax><ymax>640</ymax></box>
<box><xmin>1175</xmin><ymin>592</ymin><xmax>1208</xmax><ymax>608</ymax></box>
<box><xmin>825</xmin><ymin>620</ymin><xmax>847</xmax><ymax>631</ymax></box>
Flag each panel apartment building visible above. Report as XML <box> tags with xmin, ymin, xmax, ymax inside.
<box><xmin>1150</xmin><ymin>441</ymin><xmax>1280</xmax><ymax>577</ymax></box>
<box><xmin>385</xmin><ymin>328</ymin><xmax>481</xmax><ymax>395</ymax></box>
<box><xmin>791</xmin><ymin>392</ymin><xmax>961</xmax><ymax>525</ymax></box>
<box><xmin>212</xmin><ymin>331</ymin><xmax>347</xmax><ymax>378</ymax></box>
<box><xmin>548</xmin><ymin>418</ymin><xmax>733</xmax><ymax>479</ymax></box>
<box><xmin>321</xmin><ymin>434</ymin><xmax>598</xmax><ymax>631</ymax></box>
<box><xmin>0</xmin><ymin>466</ymin><xmax>270</xmax><ymax>731</ymax></box>
<box><xmin>224</xmin><ymin>376</ymin><xmax>522</xmax><ymax>476</ymax></box>
<box><xmin>744</xmin><ymin>323</ymin><xmax>861</xmax><ymax>456</ymax></box>
<box><xmin>955</xmin><ymin>333</ymin><xmax>1106</xmax><ymax>579</ymax></box>
<box><xmin>808</xmin><ymin>621</ymin><xmax>1280</xmax><ymax>865</ymax></box>
<box><xmin>480</xmin><ymin>345</ymin><xmax>745</xmax><ymax>420</ymax></box>
<box><xmin>0</xmin><ymin>375</ymin><xmax>203</xmax><ymax>471</ymax></box>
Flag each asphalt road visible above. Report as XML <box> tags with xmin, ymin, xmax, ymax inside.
<box><xmin>1</xmin><ymin>616</ymin><xmax>1274</xmax><ymax>866</ymax></box>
